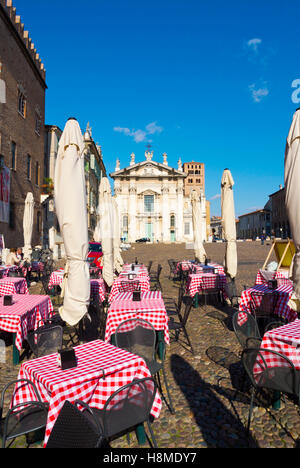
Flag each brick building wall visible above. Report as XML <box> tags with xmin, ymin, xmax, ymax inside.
<box><xmin>183</xmin><ymin>161</ymin><xmax>205</xmax><ymax>197</ymax></box>
<box><xmin>0</xmin><ymin>0</ymin><xmax>46</xmax><ymax>248</ymax></box>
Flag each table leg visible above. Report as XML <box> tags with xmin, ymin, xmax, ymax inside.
<box><xmin>135</xmin><ymin>424</ymin><xmax>146</xmax><ymax>445</ymax></box>
<box><xmin>193</xmin><ymin>293</ymin><xmax>199</xmax><ymax>308</ymax></box>
<box><xmin>272</xmin><ymin>391</ymin><xmax>281</xmax><ymax>410</ymax></box>
<box><xmin>12</xmin><ymin>333</ymin><xmax>19</xmax><ymax>365</ymax></box>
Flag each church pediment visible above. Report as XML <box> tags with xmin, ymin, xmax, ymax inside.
<box><xmin>110</xmin><ymin>159</ymin><xmax>186</xmax><ymax>178</ymax></box>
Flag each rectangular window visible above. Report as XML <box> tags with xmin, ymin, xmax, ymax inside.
<box><xmin>35</xmin><ymin>115</ymin><xmax>41</xmax><ymax>135</ymax></box>
<box><xmin>144</xmin><ymin>195</ymin><xmax>154</xmax><ymax>213</ymax></box>
<box><xmin>184</xmin><ymin>222</ymin><xmax>190</xmax><ymax>235</ymax></box>
<box><xmin>11</xmin><ymin>141</ymin><xmax>16</xmax><ymax>170</ymax></box>
<box><xmin>35</xmin><ymin>162</ymin><xmax>40</xmax><ymax>185</ymax></box>
<box><xmin>27</xmin><ymin>154</ymin><xmax>31</xmax><ymax>180</ymax></box>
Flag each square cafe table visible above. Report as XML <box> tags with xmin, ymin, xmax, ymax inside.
<box><xmin>238</xmin><ymin>282</ymin><xmax>296</xmax><ymax>325</ymax></box>
<box><xmin>109</xmin><ymin>273</ymin><xmax>150</xmax><ymax>303</ymax></box>
<box><xmin>0</xmin><ymin>277</ymin><xmax>29</xmax><ymax>296</ymax></box>
<box><xmin>0</xmin><ymin>294</ymin><xmax>53</xmax><ymax>364</ymax></box>
<box><xmin>186</xmin><ymin>272</ymin><xmax>227</xmax><ymax>298</ymax></box>
<box><xmin>105</xmin><ymin>290</ymin><xmax>169</xmax><ymax>346</ymax></box>
<box><xmin>13</xmin><ymin>339</ymin><xmax>162</xmax><ymax>447</ymax></box>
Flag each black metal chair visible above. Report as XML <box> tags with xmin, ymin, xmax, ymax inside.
<box><xmin>241</xmin><ymin>347</ymin><xmax>300</xmax><ymax>433</ymax></box>
<box><xmin>75</xmin><ymin>377</ymin><xmax>158</xmax><ymax>447</ymax></box>
<box><xmin>165</xmin><ymin>286</ymin><xmax>185</xmax><ymax>319</ymax></box>
<box><xmin>198</xmin><ymin>275</ymin><xmax>223</xmax><ymax>312</ymax></box>
<box><xmin>224</xmin><ymin>279</ymin><xmax>240</xmax><ymax>308</ymax></box>
<box><xmin>249</xmin><ymin>290</ymin><xmax>280</xmax><ymax>335</ymax></box>
<box><xmin>168</xmin><ymin>295</ymin><xmax>194</xmax><ymax>354</ymax></box>
<box><xmin>167</xmin><ymin>259</ymin><xmax>177</xmax><ymax>280</ymax></box>
<box><xmin>149</xmin><ymin>264</ymin><xmax>163</xmax><ymax>291</ymax></box>
<box><xmin>115</xmin><ymin>318</ymin><xmax>174</xmax><ymax>414</ymax></box>
<box><xmin>46</xmin><ymin>400</ymin><xmax>106</xmax><ymax>448</ymax></box>
<box><xmin>26</xmin><ymin>319</ymin><xmax>63</xmax><ymax>358</ymax></box>
<box><xmin>147</xmin><ymin>261</ymin><xmax>153</xmax><ymax>274</ymax></box>
<box><xmin>0</xmin><ymin>378</ymin><xmax>49</xmax><ymax>448</ymax></box>
<box><xmin>232</xmin><ymin>310</ymin><xmax>262</xmax><ymax>350</ymax></box>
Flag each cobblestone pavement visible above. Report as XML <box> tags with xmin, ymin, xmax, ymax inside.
<box><xmin>1</xmin><ymin>241</ymin><xmax>300</xmax><ymax>449</ymax></box>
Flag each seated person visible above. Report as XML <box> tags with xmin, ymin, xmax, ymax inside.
<box><xmin>16</xmin><ymin>247</ymin><xmax>24</xmax><ymax>261</ymax></box>
<box><xmin>6</xmin><ymin>248</ymin><xmax>21</xmax><ymax>266</ymax></box>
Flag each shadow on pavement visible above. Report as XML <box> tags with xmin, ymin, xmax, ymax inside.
<box><xmin>170</xmin><ymin>353</ymin><xmax>258</xmax><ymax>448</ymax></box>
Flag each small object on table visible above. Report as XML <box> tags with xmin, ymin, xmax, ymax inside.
<box><xmin>268</xmin><ymin>279</ymin><xmax>278</xmax><ymax>290</ymax></box>
<box><xmin>57</xmin><ymin>348</ymin><xmax>77</xmax><ymax>370</ymax></box>
<box><xmin>132</xmin><ymin>290</ymin><xmax>141</xmax><ymax>301</ymax></box>
<box><xmin>3</xmin><ymin>295</ymin><xmax>13</xmax><ymax>306</ymax></box>
<box><xmin>135</xmin><ymin>257</ymin><xmax>138</xmax><ymax>265</ymax></box>
<box><xmin>128</xmin><ymin>273</ymin><xmax>136</xmax><ymax>280</ymax></box>
<box><xmin>131</xmin><ymin>264</ymin><xmax>135</xmax><ymax>271</ymax></box>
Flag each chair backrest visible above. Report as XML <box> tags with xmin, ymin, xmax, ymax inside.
<box><xmin>101</xmin><ymin>377</ymin><xmax>157</xmax><ymax>437</ymax></box>
<box><xmin>115</xmin><ymin>318</ymin><xmax>157</xmax><ymax>363</ymax></box>
<box><xmin>1</xmin><ymin>378</ymin><xmax>44</xmax><ymax>416</ymax></box>
<box><xmin>27</xmin><ymin>321</ymin><xmax>63</xmax><ymax>358</ymax></box>
<box><xmin>177</xmin><ymin>286</ymin><xmax>185</xmax><ymax>312</ymax></box>
<box><xmin>181</xmin><ymin>296</ymin><xmax>194</xmax><ymax>326</ymax></box>
<box><xmin>156</xmin><ymin>264</ymin><xmax>162</xmax><ymax>278</ymax></box>
<box><xmin>147</xmin><ymin>261</ymin><xmax>153</xmax><ymax>273</ymax></box>
<box><xmin>119</xmin><ymin>280</ymin><xmax>140</xmax><ymax>293</ymax></box>
<box><xmin>232</xmin><ymin>310</ymin><xmax>261</xmax><ymax>349</ymax></box>
<box><xmin>242</xmin><ymin>347</ymin><xmax>300</xmax><ymax>397</ymax></box>
<box><xmin>46</xmin><ymin>400</ymin><xmax>104</xmax><ymax>448</ymax></box>
<box><xmin>250</xmin><ymin>291</ymin><xmax>279</xmax><ymax>316</ymax></box>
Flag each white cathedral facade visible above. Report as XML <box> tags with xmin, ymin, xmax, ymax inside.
<box><xmin>110</xmin><ymin>151</ymin><xmax>207</xmax><ymax>244</ymax></box>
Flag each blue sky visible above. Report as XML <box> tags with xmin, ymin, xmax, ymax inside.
<box><xmin>11</xmin><ymin>0</ymin><xmax>300</xmax><ymax>216</ymax></box>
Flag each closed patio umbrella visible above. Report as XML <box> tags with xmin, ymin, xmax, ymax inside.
<box><xmin>113</xmin><ymin>198</ymin><xmax>124</xmax><ymax>274</ymax></box>
<box><xmin>285</xmin><ymin>109</ymin><xmax>300</xmax><ymax>311</ymax></box>
<box><xmin>54</xmin><ymin>118</ymin><xmax>90</xmax><ymax>326</ymax></box>
<box><xmin>97</xmin><ymin>177</ymin><xmax>114</xmax><ymax>287</ymax></box>
<box><xmin>23</xmin><ymin>192</ymin><xmax>35</xmax><ymax>261</ymax></box>
<box><xmin>191</xmin><ymin>190</ymin><xmax>207</xmax><ymax>263</ymax></box>
<box><xmin>221</xmin><ymin>169</ymin><xmax>237</xmax><ymax>280</ymax></box>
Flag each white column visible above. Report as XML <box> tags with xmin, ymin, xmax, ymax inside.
<box><xmin>162</xmin><ymin>185</ymin><xmax>170</xmax><ymax>242</ymax></box>
<box><xmin>177</xmin><ymin>182</ymin><xmax>184</xmax><ymax>242</ymax></box>
<box><xmin>128</xmin><ymin>185</ymin><xmax>137</xmax><ymax>242</ymax></box>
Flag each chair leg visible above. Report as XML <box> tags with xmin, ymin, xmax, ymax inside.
<box><xmin>182</xmin><ymin>325</ymin><xmax>194</xmax><ymax>354</ymax></box>
<box><xmin>146</xmin><ymin>420</ymin><xmax>158</xmax><ymax>448</ymax></box>
<box><xmin>160</xmin><ymin>365</ymin><xmax>175</xmax><ymax>414</ymax></box>
<box><xmin>247</xmin><ymin>386</ymin><xmax>256</xmax><ymax>434</ymax></box>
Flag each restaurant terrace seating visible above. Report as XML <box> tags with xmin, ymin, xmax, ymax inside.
<box><xmin>0</xmin><ymin>378</ymin><xmax>49</xmax><ymax>448</ymax></box>
<box><xmin>242</xmin><ymin>347</ymin><xmax>300</xmax><ymax>434</ymax></box>
<box><xmin>115</xmin><ymin>318</ymin><xmax>174</xmax><ymax>414</ymax></box>
<box><xmin>46</xmin><ymin>400</ymin><xmax>106</xmax><ymax>448</ymax></box>
<box><xmin>75</xmin><ymin>377</ymin><xmax>158</xmax><ymax>448</ymax></box>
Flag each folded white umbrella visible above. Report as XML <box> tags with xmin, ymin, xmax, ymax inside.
<box><xmin>221</xmin><ymin>169</ymin><xmax>237</xmax><ymax>279</ymax></box>
<box><xmin>113</xmin><ymin>198</ymin><xmax>124</xmax><ymax>273</ymax></box>
<box><xmin>54</xmin><ymin>118</ymin><xmax>90</xmax><ymax>326</ymax></box>
<box><xmin>23</xmin><ymin>192</ymin><xmax>34</xmax><ymax>261</ymax></box>
<box><xmin>191</xmin><ymin>190</ymin><xmax>207</xmax><ymax>263</ymax></box>
<box><xmin>285</xmin><ymin>109</ymin><xmax>300</xmax><ymax>311</ymax></box>
<box><xmin>97</xmin><ymin>177</ymin><xmax>114</xmax><ymax>287</ymax></box>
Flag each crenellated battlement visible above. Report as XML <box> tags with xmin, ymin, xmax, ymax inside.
<box><xmin>0</xmin><ymin>0</ymin><xmax>46</xmax><ymax>80</ymax></box>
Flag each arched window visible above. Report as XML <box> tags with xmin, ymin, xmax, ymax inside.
<box><xmin>170</xmin><ymin>215</ymin><xmax>175</xmax><ymax>228</ymax></box>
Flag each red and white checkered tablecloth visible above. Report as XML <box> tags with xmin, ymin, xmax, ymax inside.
<box><xmin>238</xmin><ymin>283</ymin><xmax>296</xmax><ymax>326</ymax></box>
<box><xmin>0</xmin><ymin>277</ymin><xmax>29</xmax><ymax>296</ymax></box>
<box><xmin>48</xmin><ymin>269</ymin><xmax>64</xmax><ymax>289</ymax></box>
<box><xmin>0</xmin><ymin>294</ymin><xmax>53</xmax><ymax>351</ymax></box>
<box><xmin>109</xmin><ymin>274</ymin><xmax>150</xmax><ymax>303</ymax></box>
<box><xmin>191</xmin><ymin>263</ymin><xmax>225</xmax><ymax>275</ymax></box>
<box><xmin>13</xmin><ymin>339</ymin><xmax>162</xmax><ymax>446</ymax></box>
<box><xmin>105</xmin><ymin>291</ymin><xmax>169</xmax><ymax>345</ymax></box>
<box><xmin>48</xmin><ymin>271</ymin><xmax>106</xmax><ymax>303</ymax></box>
<box><xmin>90</xmin><ymin>279</ymin><xmax>107</xmax><ymax>303</ymax></box>
<box><xmin>186</xmin><ymin>273</ymin><xmax>227</xmax><ymax>298</ymax></box>
<box><xmin>253</xmin><ymin>319</ymin><xmax>300</xmax><ymax>377</ymax></box>
<box><xmin>255</xmin><ymin>269</ymin><xmax>290</xmax><ymax>285</ymax></box>
<box><xmin>0</xmin><ymin>265</ymin><xmax>18</xmax><ymax>278</ymax></box>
